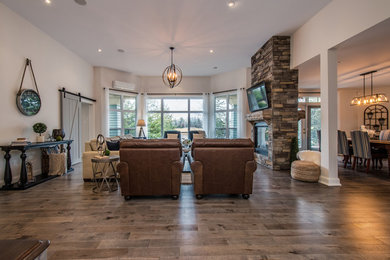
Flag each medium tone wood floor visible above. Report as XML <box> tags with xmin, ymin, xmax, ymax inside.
<box><xmin>1</xmin><ymin>162</ymin><xmax>390</xmax><ymax>259</ymax></box>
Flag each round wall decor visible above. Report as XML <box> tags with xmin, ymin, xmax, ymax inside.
<box><xmin>16</xmin><ymin>89</ymin><xmax>41</xmax><ymax>116</ymax></box>
<box><xmin>16</xmin><ymin>58</ymin><xmax>41</xmax><ymax>116</ymax></box>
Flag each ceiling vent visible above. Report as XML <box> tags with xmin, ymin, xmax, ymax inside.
<box><xmin>112</xmin><ymin>81</ymin><xmax>135</xmax><ymax>91</ymax></box>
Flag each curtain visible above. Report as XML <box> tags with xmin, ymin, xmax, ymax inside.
<box><xmin>101</xmin><ymin>87</ymin><xmax>110</xmax><ymax>137</ymax></box>
<box><xmin>202</xmin><ymin>93</ymin><xmax>209</xmax><ymax>137</ymax></box>
<box><xmin>142</xmin><ymin>93</ymin><xmax>148</xmax><ymax>137</ymax></box>
<box><xmin>237</xmin><ymin>88</ymin><xmax>246</xmax><ymax>138</ymax></box>
<box><xmin>209</xmin><ymin>93</ymin><xmax>215</xmax><ymax>138</ymax></box>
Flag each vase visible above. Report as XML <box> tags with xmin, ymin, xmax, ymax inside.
<box><xmin>52</xmin><ymin>129</ymin><xmax>65</xmax><ymax>140</ymax></box>
<box><xmin>36</xmin><ymin>135</ymin><xmax>45</xmax><ymax>142</ymax></box>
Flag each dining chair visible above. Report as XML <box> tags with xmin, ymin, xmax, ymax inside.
<box><xmin>337</xmin><ymin>130</ymin><xmax>351</xmax><ymax>168</ymax></box>
<box><xmin>379</xmin><ymin>130</ymin><xmax>390</xmax><ymax>141</ymax></box>
<box><xmin>350</xmin><ymin>130</ymin><xmax>372</xmax><ymax>173</ymax></box>
<box><xmin>163</xmin><ymin>130</ymin><xmax>181</xmax><ymax>140</ymax></box>
<box><xmin>317</xmin><ymin>130</ymin><xmax>321</xmax><ymax>152</ymax></box>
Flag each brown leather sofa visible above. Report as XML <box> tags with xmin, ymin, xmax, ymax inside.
<box><xmin>191</xmin><ymin>138</ymin><xmax>257</xmax><ymax>199</ymax></box>
<box><xmin>117</xmin><ymin>139</ymin><xmax>183</xmax><ymax>200</ymax></box>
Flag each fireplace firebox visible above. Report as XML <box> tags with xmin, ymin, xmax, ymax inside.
<box><xmin>254</xmin><ymin>122</ymin><xmax>269</xmax><ymax>156</ymax></box>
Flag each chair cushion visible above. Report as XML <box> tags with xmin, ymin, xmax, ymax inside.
<box><xmin>167</xmin><ymin>134</ymin><xmax>178</xmax><ymax>139</ymax></box>
<box><xmin>297</xmin><ymin>150</ymin><xmax>321</xmax><ymax>166</ymax></box>
<box><xmin>192</xmin><ymin>133</ymin><xmax>204</xmax><ymax>139</ymax></box>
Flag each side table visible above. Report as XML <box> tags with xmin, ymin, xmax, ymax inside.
<box><xmin>91</xmin><ymin>155</ymin><xmax>119</xmax><ymax>193</ymax></box>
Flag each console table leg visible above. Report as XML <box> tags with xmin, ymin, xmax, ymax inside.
<box><xmin>19</xmin><ymin>150</ymin><xmax>28</xmax><ymax>187</ymax></box>
<box><xmin>66</xmin><ymin>143</ymin><xmax>72</xmax><ymax>171</ymax></box>
<box><xmin>3</xmin><ymin>149</ymin><xmax>12</xmax><ymax>188</ymax></box>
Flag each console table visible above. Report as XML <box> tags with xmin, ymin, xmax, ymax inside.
<box><xmin>0</xmin><ymin>140</ymin><xmax>73</xmax><ymax>190</ymax></box>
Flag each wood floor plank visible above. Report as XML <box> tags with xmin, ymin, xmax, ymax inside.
<box><xmin>1</xmin><ymin>161</ymin><xmax>390</xmax><ymax>258</ymax></box>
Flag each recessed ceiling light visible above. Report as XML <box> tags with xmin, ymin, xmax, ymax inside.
<box><xmin>97</xmin><ymin>48</ymin><xmax>102</xmax><ymax>53</ymax></box>
<box><xmin>209</xmin><ymin>49</ymin><xmax>214</xmax><ymax>54</ymax></box>
<box><xmin>227</xmin><ymin>1</ymin><xmax>235</xmax><ymax>8</ymax></box>
<box><xmin>45</xmin><ymin>0</ymin><xmax>52</xmax><ymax>5</ymax></box>
<box><xmin>74</xmin><ymin>0</ymin><xmax>87</xmax><ymax>6</ymax></box>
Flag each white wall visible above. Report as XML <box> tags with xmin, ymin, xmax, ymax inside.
<box><xmin>338</xmin><ymin>86</ymin><xmax>390</xmax><ymax>136</ymax></box>
<box><xmin>0</xmin><ymin>3</ymin><xmax>93</xmax><ymax>185</ymax></box>
<box><xmin>139</xmin><ymin>76</ymin><xmax>210</xmax><ymax>93</ymax></box>
<box><xmin>292</xmin><ymin>0</ymin><xmax>390</xmax><ymax>68</ymax></box>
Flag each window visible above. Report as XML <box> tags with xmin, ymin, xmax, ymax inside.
<box><xmin>109</xmin><ymin>93</ymin><xmax>137</xmax><ymax>137</ymax></box>
<box><xmin>215</xmin><ymin>94</ymin><xmax>238</xmax><ymax>138</ymax></box>
<box><xmin>146</xmin><ymin>97</ymin><xmax>204</xmax><ymax>139</ymax></box>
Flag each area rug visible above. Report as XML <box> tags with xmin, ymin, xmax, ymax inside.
<box><xmin>181</xmin><ymin>172</ymin><xmax>192</xmax><ymax>184</ymax></box>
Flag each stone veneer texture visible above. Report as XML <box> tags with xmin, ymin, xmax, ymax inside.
<box><xmin>251</xmin><ymin>36</ymin><xmax>298</xmax><ymax>170</ymax></box>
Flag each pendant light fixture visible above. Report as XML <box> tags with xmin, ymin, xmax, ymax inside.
<box><xmin>350</xmin><ymin>70</ymin><xmax>388</xmax><ymax>106</ymax></box>
<box><xmin>162</xmin><ymin>47</ymin><xmax>182</xmax><ymax>88</ymax></box>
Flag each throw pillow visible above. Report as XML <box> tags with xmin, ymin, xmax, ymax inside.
<box><xmin>193</xmin><ymin>133</ymin><xmax>204</xmax><ymax>139</ymax></box>
<box><xmin>106</xmin><ymin>140</ymin><xmax>120</xmax><ymax>151</ymax></box>
<box><xmin>167</xmin><ymin>133</ymin><xmax>178</xmax><ymax>139</ymax></box>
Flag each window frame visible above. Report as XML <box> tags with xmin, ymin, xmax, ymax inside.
<box><xmin>108</xmin><ymin>91</ymin><xmax>137</xmax><ymax>137</ymax></box>
<box><xmin>214</xmin><ymin>93</ymin><xmax>238</xmax><ymax>139</ymax></box>
<box><xmin>146</xmin><ymin>96</ymin><xmax>204</xmax><ymax>139</ymax></box>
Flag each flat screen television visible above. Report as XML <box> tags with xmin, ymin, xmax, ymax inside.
<box><xmin>247</xmin><ymin>81</ymin><xmax>269</xmax><ymax>112</ymax></box>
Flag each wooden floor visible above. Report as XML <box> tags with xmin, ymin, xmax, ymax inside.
<box><xmin>1</xmin><ymin>162</ymin><xmax>390</xmax><ymax>259</ymax></box>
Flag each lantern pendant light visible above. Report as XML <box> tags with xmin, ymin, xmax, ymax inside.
<box><xmin>162</xmin><ymin>47</ymin><xmax>183</xmax><ymax>88</ymax></box>
<box><xmin>350</xmin><ymin>70</ymin><xmax>388</xmax><ymax>106</ymax></box>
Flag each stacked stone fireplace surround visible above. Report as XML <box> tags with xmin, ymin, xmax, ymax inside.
<box><xmin>248</xmin><ymin>36</ymin><xmax>298</xmax><ymax>170</ymax></box>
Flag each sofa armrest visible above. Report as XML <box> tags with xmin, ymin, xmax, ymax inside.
<box><xmin>191</xmin><ymin>160</ymin><xmax>203</xmax><ymax>195</ymax></box>
<box><xmin>82</xmin><ymin>151</ymin><xmax>100</xmax><ymax>180</ymax></box>
<box><xmin>171</xmin><ymin>161</ymin><xmax>183</xmax><ymax>196</ymax></box>
<box><xmin>117</xmin><ymin>161</ymin><xmax>129</xmax><ymax>196</ymax></box>
<box><xmin>244</xmin><ymin>160</ymin><xmax>257</xmax><ymax>194</ymax></box>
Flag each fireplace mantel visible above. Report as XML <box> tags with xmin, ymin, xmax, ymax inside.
<box><xmin>246</xmin><ymin>109</ymin><xmax>272</xmax><ymax>124</ymax></box>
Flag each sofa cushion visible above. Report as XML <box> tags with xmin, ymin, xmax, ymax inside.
<box><xmin>106</xmin><ymin>140</ymin><xmax>120</xmax><ymax>151</ymax></box>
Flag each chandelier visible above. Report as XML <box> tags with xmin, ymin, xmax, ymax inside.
<box><xmin>350</xmin><ymin>70</ymin><xmax>388</xmax><ymax>106</ymax></box>
<box><xmin>162</xmin><ymin>47</ymin><xmax>182</xmax><ymax>88</ymax></box>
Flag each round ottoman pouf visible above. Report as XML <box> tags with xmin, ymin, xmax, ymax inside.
<box><xmin>291</xmin><ymin>160</ymin><xmax>320</xmax><ymax>182</ymax></box>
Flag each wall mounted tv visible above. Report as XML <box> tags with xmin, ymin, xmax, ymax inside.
<box><xmin>247</xmin><ymin>81</ymin><xmax>269</xmax><ymax>112</ymax></box>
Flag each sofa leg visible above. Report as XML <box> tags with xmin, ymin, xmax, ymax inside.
<box><xmin>242</xmin><ymin>194</ymin><xmax>250</xmax><ymax>199</ymax></box>
<box><xmin>171</xmin><ymin>195</ymin><xmax>179</xmax><ymax>200</ymax></box>
<box><xmin>124</xmin><ymin>195</ymin><xmax>131</xmax><ymax>201</ymax></box>
<box><xmin>196</xmin><ymin>194</ymin><xmax>203</xmax><ymax>200</ymax></box>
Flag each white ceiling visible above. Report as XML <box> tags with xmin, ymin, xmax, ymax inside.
<box><xmin>298</xmin><ymin>18</ymin><xmax>390</xmax><ymax>89</ymax></box>
<box><xmin>1</xmin><ymin>0</ymin><xmax>330</xmax><ymax>76</ymax></box>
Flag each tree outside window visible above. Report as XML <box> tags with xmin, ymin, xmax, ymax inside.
<box><xmin>109</xmin><ymin>93</ymin><xmax>137</xmax><ymax>137</ymax></box>
<box><xmin>215</xmin><ymin>94</ymin><xmax>238</xmax><ymax>138</ymax></box>
<box><xmin>147</xmin><ymin>97</ymin><xmax>204</xmax><ymax>139</ymax></box>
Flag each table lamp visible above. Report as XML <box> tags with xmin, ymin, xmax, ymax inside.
<box><xmin>137</xmin><ymin>119</ymin><xmax>146</xmax><ymax>138</ymax></box>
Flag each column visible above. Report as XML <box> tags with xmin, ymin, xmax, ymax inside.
<box><xmin>319</xmin><ymin>49</ymin><xmax>341</xmax><ymax>186</ymax></box>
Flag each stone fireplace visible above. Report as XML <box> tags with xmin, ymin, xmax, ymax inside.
<box><xmin>247</xmin><ymin>36</ymin><xmax>298</xmax><ymax>170</ymax></box>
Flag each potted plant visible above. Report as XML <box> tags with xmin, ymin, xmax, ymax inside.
<box><xmin>33</xmin><ymin>123</ymin><xmax>47</xmax><ymax>142</ymax></box>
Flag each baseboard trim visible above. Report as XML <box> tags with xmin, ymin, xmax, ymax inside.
<box><xmin>318</xmin><ymin>175</ymin><xmax>341</xmax><ymax>186</ymax></box>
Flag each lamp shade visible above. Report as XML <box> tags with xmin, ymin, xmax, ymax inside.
<box><xmin>137</xmin><ymin>119</ymin><xmax>146</xmax><ymax>127</ymax></box>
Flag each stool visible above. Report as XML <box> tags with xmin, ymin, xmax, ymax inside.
<box><xmin>291</xmin><ymin>160</ymin><xmax>320</xmax><ymax>182</ymax></box>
